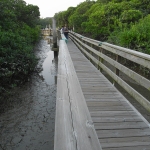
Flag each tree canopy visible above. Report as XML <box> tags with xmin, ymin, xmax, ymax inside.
<box><xmin>0</xmin><ymin>0</ymin><xmax>41</xmax><ymax>95</ymax></box>
<box><xmin>54</xmin><ymin>0</ymin><xmax>150</xmax><ymax>54</ymax></box>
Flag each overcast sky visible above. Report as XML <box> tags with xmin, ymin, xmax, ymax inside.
<box><xmin>24</xmin><ymin>0</ymin><xmax>86</xmax><ymax>18</ymax></box>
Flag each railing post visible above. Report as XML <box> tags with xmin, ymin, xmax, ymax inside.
<box><xmin>98</xmin><ymin>47</ymin><xmax>103</xmax><ymax>72</ymax></box>
<box><xmin>90</xmin><ymin>43</ymin><xmax>93</xmax><ymax>63</ymax></box>
<box><xmin>52</xmin><ymin>18</ymin><xmax>58</xmax><ymax>56</ymax></box>
<box><xmin>115</xmin><ymin>55</ymin><xmax>121</xmax><ymax>76</ymax></box>
<box><xmin>52</xmin><ymin>18</ymin><xmax>57</xmax><ymax>48</ymax></box>
<box><xmin>113</xmin><ymin>54</ymin><xmax>121</xmax><ymax>85</ymax></box>
<box><xmin>80</xmin><ymin>36</ymin><xmax>85</xmax><ymax>56</ymax></box>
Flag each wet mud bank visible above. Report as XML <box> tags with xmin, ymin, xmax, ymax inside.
<box><xmin>0</xmin><ymin>38</ymin><xmax>57</xmax><ymax>150</ymax></box>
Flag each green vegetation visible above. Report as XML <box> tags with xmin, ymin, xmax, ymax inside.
<box><xmin>38</xmin><ymin>17</ymin><xmax>52</xmax><ymax>29</ymax></box>
<box><xmin>0</xmin><ymin>0</ymin><xmax>41</xmax><ymax>95</ymax></box>
<box><xmin>1</xmin><ymin>0</ymin><xmax>150</xmax><ymax>97</ymax></box>
<box><xmin>55</xmin><ymin>0</ymin><xmax>150</xmax><ymax>54</ymax></box>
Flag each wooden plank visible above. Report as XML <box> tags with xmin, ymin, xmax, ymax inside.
<box><xmin>103</xmin><ymin>145</ymin><xmax>150</xmax><ymax>150</ymax></box>
<box><xmin>100</xmin><ymin>136</ymin><xmax>150</xmax><ymax>143</ymax></box>
<box><xmin>84</xmin><ymin>94</ymin><xmax>123</xmax><ymax>99</ymax></box>
<box><xmin>55</xmin><ymin>40</ymin><xmax>102</xmax><ymax>150</ymax></box>
<box><xmin>67</xmin><ymin>38</ymin><xmax>150</xmax><ymax>149</ymax></box>
<box><xmin>90</xmin><ymin>111</ymin><xmax>137</xmax><ymax>117</ymax></box>
<box><xmin>88</xmin><ymin>106</ymin><xmax>132</xmax><ymax>111</ymax></box>
<box><xmin>54</xmin><ymin>39</ymin><xmax>78</xmax><ymax>150</ymax></box>
<box><xmin>70</xmin><ymin>31</ymin><xmax>150</xmax><ymax>69</ymax></box>
<box><xmin>86</xmin><ymin>98</ymin><xmax>125</xmax><ymax>102</ymax></box>
<box><xmin>100</xmin><ymin>136</ymin><xmax>150</xmax><ymax>149</ymax></box>
<box><xmin>96</xmin><ymin>128</ymin><xmax>150</xmax><ymax>138</ymax></box>
<box><xmin>75</xmin><ymin>39</ymin><xmax>150</xmax><ymax>91</ymax></box>
<box><xmin>92</xmin><ymin>117</ymin><xmax>143</xmax><ymax>123</ymax></box>
<box><xmin>102</xmin><ymin>43</ymin><xmax>150</xmax><ymax>69</ymax></box>
<box><xmin>82</xmin><ymin>89</ymin><xmax>117</xmax><ymax>92</ymax></box>
<box><xmin>80</xmin><ymin>46</ymin><xmax>150</xmax><ymax>112</ymax></box>
<box><xmin>101</xmin><ymin>141</ymin><xmax>150</xmax><ymax>148</ymax></box>
<box><xmin>70</xmin><ymin>33</ymin><xmax>150</xmax><ymax>112</ymax></box>
<box><xmin>83</xmin><ymin>91</ymin><xmax>121</xmax><ymax>95</ymax></box>
<box><xmin>86</xmin><ymin>101</ymin><xmax>129</xmax><ymax>107</ymax></box>
<box><xmin>94</xmin><ymin>121</ymin><xmax>148</xmax><ymax>130</ymax></box>
<box><xmin>98</xmin><ymin>52</ymin><xmax>150</xmax><ymax>91</ymax></box>
<box><xmin>80</xmin><ymin>83</ymin><xmax>111</xmax><ymax>86</ymax></box>
<box><xmin>55</xmin><ymin>76</ymin><xmax>76</xmax><ymax>150</ymax></box>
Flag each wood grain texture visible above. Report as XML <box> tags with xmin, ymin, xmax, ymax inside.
<box><xmin>54</xmin><ymin>40</ymin><xmax>102</xmax><ymax>150</ymax></box>
<box><xmin>71</xmin><ymin>36</ymin><xmax>150</xmax><ymax>112</ymax></box>
<box><xmin>67</xmin><ymin>37</ymin><xmax>150</xmax><ymax>149</ymax></box>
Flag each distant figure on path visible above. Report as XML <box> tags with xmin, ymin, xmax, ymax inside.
<box><xmin>64</xmin><ymin>26</ymin><xmax>69</xmax><ymax>39</ymax></box>
<box><xmin>60</xmin><ymin>26</ymin><xmax>64</xmax><ymax>34</ymax></box>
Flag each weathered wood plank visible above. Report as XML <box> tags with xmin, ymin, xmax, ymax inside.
<box><xmin>92</xmin><ymin>117</ymin><xmax>143</xmax><ymax>123</ymax></box>
<box><xmin>84</xmin><ymin>94</ymin><xmax>123</xmax><ymax>99</ymax></box>
<box><xmin>103</xmin><ymin>145</ymin><xmax>150</xmax><ymax>150</ymax></box>
<box><xmin>100</xmin><ymin>136</ymin><xmax>150</xmax><ymax>143</ymax></box>
<box><xmin>80</xmin><ymin>44</ymin><xmax>150</xmax><ymax>112</ymax></box>
<box><xmin>94</xmin><ymin>121</ymin><xmax>148</xmax><ymax>130</ymax></box>
<box><xmin>54</xmin><ymin>40</ymin><xmax>102</xmax><ymax>150</ymax></box>
<box><xmin>70</xmin><ymin>33</ymin><xmax>150</xmax><ymax>112</ymax></box>
<box><xmin>67</xmin><ymin>37</ymin><xmax>150</xmax><ymax>149</ymax></box>
<box><xmin>100</xmin><ymin>136</ymin><xmax>150</xmax><ymax>149</ymax></box>
<box><xmin>70</xmin><ymin>31</ymin><xmax>150</xmax><ymax>68</ymax></box>
<box><xmin>86</xmin><ymin>102</ymin><xmax>129</xmax><ymax>108</ymax></box>
<box><xmin>101</xmin><ymin>141</ymin><xmax>150</xmax><ymax>148</ymax></box>
<box><xmin>88</xmin><ymin>106</ymin><xmax>132</xmax><ymax>111</ymax></box>
<box><xmin>75</xmin><ymin>39</ymin><xmax>150</xmax><ymax>91</ymax></box>
<box><xmin>96</xmin><ymin>128</ymin><xmax>150</xmax><ymax>138</ymax></box>
<box><xmin>90</xmin><ymin>111</ymin><xmax>137</xmax><ymax>117</ymax></box>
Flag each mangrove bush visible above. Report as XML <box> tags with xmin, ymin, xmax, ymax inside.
<box><xmin>0</xmin><ymin>0</ymin><xmax>41</xmax><ymax>95</ymax></box>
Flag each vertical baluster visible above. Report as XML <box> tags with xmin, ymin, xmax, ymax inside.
<box><xmin>90</xmin><ymin>43</ymin><xmax>93</xmax><ymax>63</ymax></box>
<box><xmin>98</xmin><ymin>47</ymin><xmax>103</xmax><ymax>72</ymax></box>
<box><xmin>113</xmin><ymin>54</ymin><xmax>120</xmax><ymax>85</ymax></box>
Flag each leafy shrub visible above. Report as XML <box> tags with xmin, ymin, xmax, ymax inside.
<box><xmin>0</xmin><ymin>0</ymin><xmax>40</xmax><ymax>95</ymax></box>
<box><xmin>109</xmin><ymin>15</ymin><xmax>150</xmax><ymax>54</ymax></box>
<box><xmin>120</xmin><ymin>10</ymin><xmax>143</xmax><ymax>23</ymax></box>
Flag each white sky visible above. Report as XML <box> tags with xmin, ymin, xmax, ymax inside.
<box><xmin>24</xmin><ymin>0</ymin><xmax>86</xmax><ymax>18</ymax></box>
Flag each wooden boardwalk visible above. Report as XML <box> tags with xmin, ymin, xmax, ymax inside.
<box><xmin>67</xmin><ymin>38</ymin><xmax>150</xmax><ymax>150</ymax></box>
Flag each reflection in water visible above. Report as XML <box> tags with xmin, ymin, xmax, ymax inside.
<box><xmin>0</xmin><ymin>37</ymin><xmax>58</xmax><ymax>150</ymax></box>
<box><xmin>40</xmin><ymin>50</ymin><xmax>58</xmax><ymax>85</ymax></box>
<box><xmin>42</xmin><ymin>35</ymin><xmax>52</xmax><ymax>44</ymax></box>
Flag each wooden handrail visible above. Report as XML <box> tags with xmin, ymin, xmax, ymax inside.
<box><xmin>54</xmin><ymin>40</ymin><xmax>102</xmax><ymax>150</ymax></box>
<box><xmin>70</xmin><ymin>31</ymin><xmax>150</xmax><ymax>68</ymax></box>
<box><xmin>57</xmin><ymin>30</ymin><xmax>67</xmax><ymax>43</ymax></box>
<box><xmin>69</xmin><ymin>31</ymin><xmax>150</xmax><ymax>112</ymax></box>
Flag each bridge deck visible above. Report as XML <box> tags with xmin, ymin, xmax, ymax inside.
<box><xmin>67</xmin><ymin>38</ymin><xmax>150</xmax><ymax>149</ymax></box>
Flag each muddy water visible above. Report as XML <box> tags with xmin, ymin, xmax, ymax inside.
<box><xmin>0</xmin><ymin>37</ymin><xmax>57</xmax><ymax>150</ymax></box>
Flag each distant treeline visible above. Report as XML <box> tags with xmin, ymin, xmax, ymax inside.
<box><xmin>0</xmin><ymin>0</ymin><xmax>41</xmax><ymax>95</ymax></box>
<box><xmin>55</xmin><ymin>0</ymin><xmax>150</xmax><ymax>54</ymax></box>
<box><xmin>38</xmin><ymin>18</ymin><xmax>52</xmax><ymax>29</ymax></box>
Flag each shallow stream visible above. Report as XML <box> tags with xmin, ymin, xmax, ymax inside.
<box><xmin>0</xmin><ymin>37</ymin><xmax>57</xmax><ymax>150</ymax></box>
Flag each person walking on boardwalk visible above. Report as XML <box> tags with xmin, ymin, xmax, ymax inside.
<box><xmin>64</xmin><ymin>26</ymin><xmax>69</xmax><ymax>39</ymax></box>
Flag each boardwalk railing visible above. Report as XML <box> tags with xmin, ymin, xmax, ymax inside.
<box><xmin>57</xmin><ymin>30</ymin><xmax>68</xmax><ymax>43</ymax></box>
<box><xmin>69</xmin><ymin>31</ymin><xmax>150</xmax><ymax>112</ymax></box>
<box><xmin>54</xmin><ymin>39</ymin><xmax>102</xmax><ymax>150</ymax></box>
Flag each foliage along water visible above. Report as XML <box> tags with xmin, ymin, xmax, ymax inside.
<box><xmin>0</xmin><ymin>36</ymin><xmax>57</xmax><ymax>150</ymax></box>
